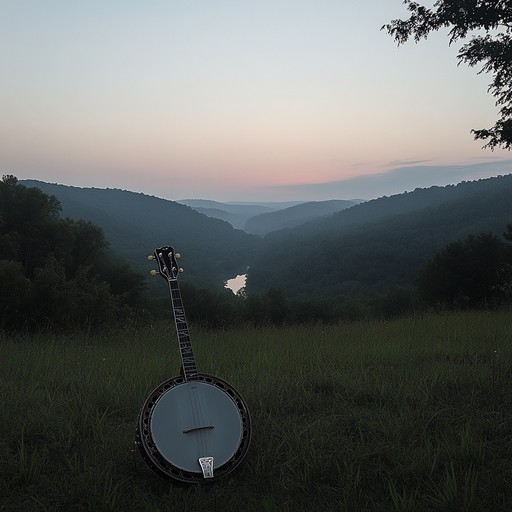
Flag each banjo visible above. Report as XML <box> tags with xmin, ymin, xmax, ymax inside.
<box><xmin>136</xmin><ymin>245</ymin><xmax>251</xmax><ymax>483</ymax></box>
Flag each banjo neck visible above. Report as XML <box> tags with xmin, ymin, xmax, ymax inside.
<box><xmin>151</xmin><ymin>245</ymin><xmax>198</xmax><ymax>381</ymax></box>
<box><xmin>168</xmin><ymin>279</ymin><xmax>198</xmax><ymax>381</ymax></box>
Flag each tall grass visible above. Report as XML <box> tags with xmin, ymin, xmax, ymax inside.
<box><xmin>1</xmin><ymin>310</ymin><xmax>511</xmax><ymax>511</ymax></box>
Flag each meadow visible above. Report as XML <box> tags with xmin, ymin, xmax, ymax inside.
<box><xmin>1</xmin><ymin>310</ymin><xmax>511</xmax><ymax>511</ymax></box>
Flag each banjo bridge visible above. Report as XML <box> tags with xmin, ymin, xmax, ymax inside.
<box><xmin>198</xmin><ymin>456</ymin><xmax>214</xmax><ymax>479</ymax></box>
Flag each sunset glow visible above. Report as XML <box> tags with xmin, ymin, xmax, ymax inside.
<box><xmin>1</xmin><ymin>1</ymin><xmax>510</xmax><ymax>201</ymax></box>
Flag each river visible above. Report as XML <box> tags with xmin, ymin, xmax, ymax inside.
<box><xmin>224</xmin><ymin>274</ymin><xmax>247</xmax><ymax>294</ymax></box>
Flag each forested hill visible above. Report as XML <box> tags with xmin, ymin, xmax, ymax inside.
<box><xmin>22</xmin><ymin>174</ymin><xmax>512</xmax><ymax>297</ymax></box>
<box><xmin>244</xmin><ymin>199</ymin><xmax>359</xmax><ymax>235</ymax></box>
<box><xmin>246</xmin><ymin>174</ymin><xmax>512</xmax><ymax>297</ymax></box>
<box><xmin>23</xmin><ymin>181</ymin><xmax>258</xmax><ymax>288</ymax></box>
<box><xmin>269</xmin><ymin>174</ymin><xmax>512</xmax><ymax>239</ymax></box>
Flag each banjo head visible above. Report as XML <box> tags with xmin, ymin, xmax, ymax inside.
<box><xmin>136</xmin><ymin>373</ymin><xmax>251</xmax><ymax>483</ymax></box>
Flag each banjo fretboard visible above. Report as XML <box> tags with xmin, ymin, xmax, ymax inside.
<box><xmin>169</xmin><ymin>279</ymin><xmax>198</xmax><ymax>380</ymax></box>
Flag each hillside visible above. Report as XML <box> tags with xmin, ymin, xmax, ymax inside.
<box><xmin>177</xmin><ymin>199</ymin><xmax>304</xmax><ymax>229</ymax></box>
<box><xmin>181</xmin><ymin>206</ymin><xmax>248</xmax><ymax>229</ymax></box>
<box><xmin>21</xmin><ymin>174</ymin><xmax>512</xmax><ymax>299</ymax></box>
<box><xmin>244</xmin><ymin>199</ymin><xmax>359</xmax><ymax>235</ymax></box>
<box><xmin>22</xmin><ymin>181</ymin><xmax>258</xmax><ymax>289</ymax></box>
<box><xmin>246</xmin><ymin>174</ymin><xmax>512</xmax><ymax>297</ymax></box>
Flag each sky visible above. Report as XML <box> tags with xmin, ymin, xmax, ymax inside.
<box><xmin>1</xmin><ymin>0</ymin><xmax>511</xmax><ymax>201</ymax></box>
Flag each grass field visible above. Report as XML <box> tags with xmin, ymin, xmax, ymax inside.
<box><xmin>1</xmin><ymin>310</ymin><xmax>512</xmax><ymax>511</ymax></box>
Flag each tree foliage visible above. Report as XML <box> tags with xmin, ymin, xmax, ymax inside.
<box><xmin>418</xmin><ymin>227</ymin><xmax>512</xmax><ymax>307</ymax></box>
<box><xmin>383</xmin><ymin>0</ymin><xmax>512</xmax><ymax>150</ymax></box>
<box><xmin>0</xmin><ymin>175</ymin><xmax>148</xmax><ymax>331</ymax></box>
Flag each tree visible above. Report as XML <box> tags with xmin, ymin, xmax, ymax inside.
<box><xmin>0</xmin><ymin>260</ymin><xmax>31</xmax><ymax>328</ymax></box>
<box><xmin>0</xmin><ymin>176</ymin><xmax>150</xmax><ymax>331</ymax></box>
<box><xmin>383</xmin><ymin>0</ymin><xmax>512</xmax><ymax>150</ymax></box>
<box><xmin>0</xmin><ymin>175</ymin><xmax>63</xmax><ymax>274</ymax></box>
<box><xmin>417</xmin><ymin>231</ymin><xmax>512</xmax><ymax>307</ymax></box>
<box><xmin>504</xmin><ymin>222</ymin><xmax>512</xmax><ymax>243</ymax></box>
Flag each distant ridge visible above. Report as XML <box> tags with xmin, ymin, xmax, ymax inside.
<box><xmin>178</xmin><ymin>199</ymin><xmax>275</xmax><ymax>215</ymax></box>
<box><xmin>177</xmin><ymin>199</ymin><xmax>306</xmax><ymax>229</ymax></box>
<box><xmin>177</xmin><ymin>199</ymin><xmax>276</xmax><ymax>229</ymax></box>
<box><xmin>245</xmin><ymin>199</ymin><xmax>359</xmax><ymax>235</ymax></box>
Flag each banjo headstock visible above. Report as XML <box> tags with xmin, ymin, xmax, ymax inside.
<box><xmin>150</xmin><ymin>245</ymin><xmax>183</xmax><ymax>282</ymax></box>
